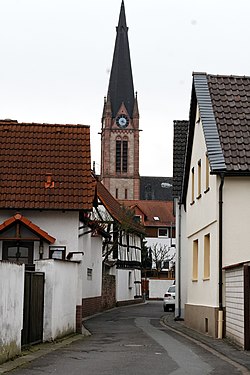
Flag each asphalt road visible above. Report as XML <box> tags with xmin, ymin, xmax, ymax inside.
<box><xmin>10</xmin><ymin>302</ymin><xmax>245</xmax><ymax>374</ymax></box>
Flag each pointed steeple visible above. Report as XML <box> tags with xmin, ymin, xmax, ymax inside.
<box><xmin>107</xmin><ymin>1</ymin><xmax>135</xmax><ymax>118</ymax></box>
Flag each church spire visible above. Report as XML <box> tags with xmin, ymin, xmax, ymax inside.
<box><xmin>107</xmin><ymin>1</ymin><xmax>135</xmax><ymax>118</ymax></box>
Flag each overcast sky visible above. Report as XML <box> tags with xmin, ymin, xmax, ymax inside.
<box><xmin>0</xmin><ymin>0</ymin><xmax>250</xmax><ymax>176</ymax></box>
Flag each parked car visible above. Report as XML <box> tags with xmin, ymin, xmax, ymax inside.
<box><xmin>163</xmin><ymin>285</ymin><xmax>175</xmax><ymax>312</ymax></box>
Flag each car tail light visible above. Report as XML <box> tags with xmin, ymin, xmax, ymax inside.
<box><xmin>164</xmin><ymin>293</ymin><xmax>171</xmax><ymax>297</ymax></box>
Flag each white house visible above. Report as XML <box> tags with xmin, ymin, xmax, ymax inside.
<box><xmin>0</xmin><ymin>120</ymin><xmax>99</xmax><ymax>362</ymax></box>
<box><xmin>176</xmin><ymin>73</ymin><xmax>250</xmax><ymax>349</ymax></box>
<box><xmin>94</xmin><ymin>180</ymin><xmax>144</xmax><ymax>304</ymax></box>
<box><xmin>121</xmin><ymin>199</ymin><xmax>176</xmax><ymax>299</ymax></box>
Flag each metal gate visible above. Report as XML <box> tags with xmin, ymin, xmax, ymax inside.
<box><xmin>21</xmin><ymin>271</ymin><xmax>45</xmax><ymax>347</ymax></box>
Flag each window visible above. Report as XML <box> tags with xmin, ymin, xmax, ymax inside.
<box><xmin>3</xmin><ymin>241</ymin><xmax>34</xmax><ymax>265</ymax></box>
<box><xmin>163</xmin><ymin>260</ymin><xmax>169</xmax><ymax>269</ymax></box>
<box><xmin>192</xmin><ymin>239</ymin><xmax>198</xmax><ymax>280</ymax></box>
<box><xmin>87</xmin><ymin>268</ymin><xmax>93</xmax><ymax>280</ymax></box>
<box><xmin>128</xmin><ymin>271</ymin><xmax>132</xmax><ymax>289</ymax></box>
<box><xmin>116</xmin><ymin>140</ymin><xmax>121</xmax><ymax>172</ymax></box>
<box><xmin>204</xmin><ymin>234</ymin><xmax>210</xmax><ymax>279</ymax></box>
<box><xmin>191</xmin><ymin>167</ymin><xmax>194</xmax><ymax>203</ymax></box>
<box><xmin>49</xmin><ymin>246</ymin><xmax>66</xmax><ymax>260</ymax></box>
<box><xmin>125</xmin><ymin>188</ymin><xmax>128</xmax><ymax>199</ymax></box>
<box><xmin>122</xmin><ymin>140</ymin><xmax>128</xmax><ymax>172</ymax></box>
<box><xmin>158</xmin><ymin>228</ymin><xmax>168</xmax><ymax>237</ymax></box>
<box><xmin>133</xmin><ymin>215</ymin><xmax>141</xmax><ymax>223</ymax></box>
<box><xmin>197</xmin><ymin>159</ymin><xmax>201</xmax><ymax>198</ymax></box>
<box><xmin>115</xmin><ymin>188</ymin><xmax>118</xmax><ymax>199</ymax></box>
<box><xmin>116</xmin><ymin>138</ymin><xmax>128</xmax><ymax>173</ymax></box>
<box><xmin>205</xmin><ymin>154</ymin><xmax>210</xmax><ymax>192</ymax></box>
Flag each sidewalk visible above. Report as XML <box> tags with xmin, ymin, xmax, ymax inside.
<box><xmin>0</xmin><ymin>330</ymin><xmax>90</xmax><ymax>374</ymax></box>
<box><xmin>161</xmin><ymin>313</ymin><xmax>250</xmax><ymax>372</ymax></box>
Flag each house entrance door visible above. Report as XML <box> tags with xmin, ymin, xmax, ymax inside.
<box><xmin>2</xmin><ymin>241</ymin><xmax>34</xmax><ymax>265</ymax></box>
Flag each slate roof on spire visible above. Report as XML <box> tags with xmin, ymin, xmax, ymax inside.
<box><xmin>107</xmin><ymin>1</ymin><xmax>135</xmax><ymax>118</ymax></box>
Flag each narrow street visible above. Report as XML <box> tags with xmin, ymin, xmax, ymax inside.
<box><xmin>10</xmin><ymin>302</ymin><xmax>245</xmax><ymax>375</ymax></box>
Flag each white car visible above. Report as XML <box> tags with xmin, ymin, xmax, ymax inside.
<box><xmin>163</xmin><ymin>285</ymin><xmax>175</xmax><ymax>312</ymax></box>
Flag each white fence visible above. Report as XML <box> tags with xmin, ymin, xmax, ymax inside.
<box><xmin>149</xmin><ymin>279</ymin><xmax>174</xmax><ymax>299</ymax></box>
<box><xmin>0</xmin><ymin>262</ymin><xmax>24</xmax><ymax>364</ymax></box>
<box><xmin>35</xmin><ymin>259</ymin><xmax>82</xmax><ymax>341</ymax></box>
<box><xmin>0</xmin><ymin>258</ymin><xmax>82</xmax><ymax>364</ymax></box>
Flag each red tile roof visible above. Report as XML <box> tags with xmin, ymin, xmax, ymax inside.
<box><xmin>96</xmin><ymin>181</ymin><xmax>144</xmax><ymax>234</ymax></box>
<box><xmin>120</xmin><ymin>200</ymin><xmax>175</xmax><ymax>227</ymax></box>
<box><xmin>0</xmin><ymin>213</ymin><xmax>55</xmax><ymax>243</ymax></box>
<box><xmin>0</xmin><ymin>120</ymin><xmax>94</xmax><ymax>210</ymax></box>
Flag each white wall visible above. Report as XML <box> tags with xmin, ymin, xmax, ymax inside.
<box><xmin>186</xmin><ymin>115</ymin><xmax>218</xmax><ymax>238</ymax></box>
<box><xmin>0</xmin><ymin>210</ymin><xmax>79</xmax><ymax>261</ymax></box>
<box><xmin>187</xmin><ymin>221</ymin><xmax>219</xmax><ymax>307</ymax></box>
<box><xmin>0</xmin><ymin>262</ymin><xmax>24</xmax><ymax>364</ymax></box>
<box><xmin>185</xmin><ymin>112</ymin><xmax>220</xmax><ymax>308</ymax></box>
<box><xmin>78</xmin><ymin>232</ymin><xmax>103</xmax><ymax>298</ymax></box>
<box><xmin>223</xmin><ymin>177</ymin><xmax>250</xmax><ymax>266</ymax></box>
<box><xmin>35</xmin><ymin>259</ymin><xmax>81</xmax><ymax>341</ymax></box>
<box><xmin>149</xmin><ymin>279</ymin><xmax>173</xmax><ymax>299</ymax></box>
<box><xmin>116</xmin><ymin>268</ymin><xmax>141</xmax><ymax>301</ymax></box>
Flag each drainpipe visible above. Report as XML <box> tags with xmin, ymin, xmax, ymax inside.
<box><xmin>175</xmin><ymin>199</ymin><xmax>183</xmax><ymax>321</ymax></box>
<box><xmin>178</xmin><ymin>200</ymin><xmax>182</xmax><ymax>318</ymax></box>
<box><xmin>218</xmin><ymin>173</ymin><xmax>224</xmax><ymax>339</ymax></box>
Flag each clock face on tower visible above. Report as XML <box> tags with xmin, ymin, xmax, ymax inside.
<box><xmin>116</xmin><ymin>114</ymin><xmax>129</xmax><ymax>128</ymax></box>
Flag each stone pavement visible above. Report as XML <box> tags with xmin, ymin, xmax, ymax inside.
<box><xmin>162</xmin><ymin>313</ymin><xmax>250</xmax><ymax>373</ymax></box>
<box><xmin>1</xmin><ymin>307</ymin><xmax>250</xmax><ymax>373</ymax></box>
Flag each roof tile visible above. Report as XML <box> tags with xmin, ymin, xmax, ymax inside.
<box><xmin>97</xmin><ymin>181</ymin><xmax>144</xmax><ymax>234</ymax></box>
<box><xmin>207</xmin><ymin>74</ymin><xmax>250</xmax><ymax>172</ymax></box>
<box><xmin>0</xmin><ymin>121</ymin><xmax>94</xmax><ymax>210</ymax></box>
<box><xmin>120</xmin><ymin>199</ymin><xmax>175</xmax><ymax>228</ymax></box>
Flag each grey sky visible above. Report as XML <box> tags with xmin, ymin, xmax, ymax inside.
<box><xmin>0</xmin><ymin>0</ymin><xmax>249</xmax><ymax>176</ymax></box>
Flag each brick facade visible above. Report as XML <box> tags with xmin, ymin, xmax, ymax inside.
<box><xmin>82</xmin><ymin>296</ymin><xmax>102</xmax><ymax>318</ymax></box>
<box><xmin>101</xmin><ymin>124</ymin><xmax>140</xmax><ymax>200</ymax></box>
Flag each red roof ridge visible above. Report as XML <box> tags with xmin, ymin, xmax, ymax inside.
<box><xmin>0</xmin><ymin>120</ymin><xmax>90</xmax><ymax>128</ymax></box>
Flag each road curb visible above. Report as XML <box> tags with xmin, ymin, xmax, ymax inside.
<box><xmin>161</xmin><ymin>315</ymin><xmax>250</xmax><ymax>373</ymax></box>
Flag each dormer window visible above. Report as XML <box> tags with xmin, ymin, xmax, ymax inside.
<box><xmin>133</xmin><ymin>215</ymin><xmax>141</xmax><ymax>223</ymax></box>
<box><xmin>158</xmin><ymin>228</ymin><xmax>168</xmax><ymax>237</ymax></box>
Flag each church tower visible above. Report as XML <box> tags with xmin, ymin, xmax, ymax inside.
<box><xmin>100</xmin><ymin>0</ymin><xmax>140</xmax><ymax>200</ymax></box>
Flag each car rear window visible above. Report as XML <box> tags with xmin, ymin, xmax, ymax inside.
<box><xmin>168</xmin><ymin>286</ymin><xmax>175</xmax><ymax>293</ymax></box>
